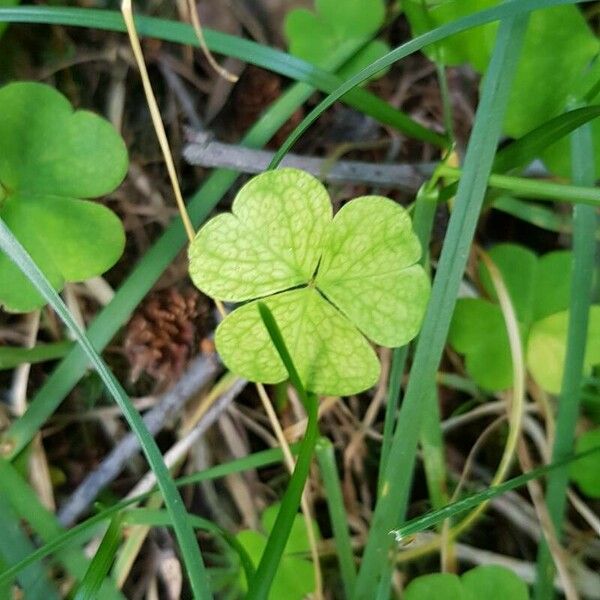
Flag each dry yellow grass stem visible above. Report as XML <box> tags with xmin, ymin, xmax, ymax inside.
<box><xmin>186</xmin><ymin>0</ymin><xmax>239</xmax><ymax>83</ymax></box>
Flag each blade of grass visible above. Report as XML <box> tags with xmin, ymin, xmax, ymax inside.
<box><xmin>73</xmin><ymin>515</ymin><xmax>123</xmax><ymax>600</ymax></box>
<box><xmin>392</xmin><ymin>444</ymin><xmax>600</xmax><ymax>542</ymax></box>
<box><xmin>246</xmin><ymin>304</ymin><xmax>319</xmax><ymax>600</ymax></box>
<box><xmin>122</xmin><ymin>509</ymin><xmax>255</xmax><ymax>583</ymax></box>
<box><xmin>379</xmin><ymin>183</ymin><xmax>438</xmax><ymax>487</ymax></box>
<box><xmin>491</xmin><ymin>196</ymin><xmax>573</xmax><ymax>234</ymax></box>
<box><xmin>439</xmin><ymin>166</ymin><xmax>600</xmax><ymax>205</ymax></box>
<box><xmin>493</xmin><ymin>105</ymin><xmax>600</xmax><ymax>173</ymax></box>
<box><xmin>315</xmin><ymin>437</ymin><xmax>357</xmax><ymax>598</ymax></box>
<box><xmin>0</xmin><ymin>340</ymin><xmax>73</xmax><ymax>370</ymax></box>
<box><xmin>352</xmin><ymin>10</ymin><xmax>530</xmax><ymax>597</ymax></box>
<box><xmin>0</xmin><ymin>459</ymin><xmax>125</xmax><ymax>600</ymax></box>
<box><xmin>0</xmin><ymin>219</ymin><xmax>213</xmax><ymax>599</ymax></box>
<box><xmin>0</xmin><ymin>6</ymin><xmax>443</xmax><ymax>147</ymax></box>
<box><xmin>0</xmin><ymin>494</ymin><xmax>61</xmax><ymax>600</ymax></box>
<box><xmin>0</xmin><ymin>445</ymin><xmax>295</xmax><ymax>588</ymax></box>
<box><xmin>534</xmin><ymin>119</ymin><xmax>598</xmax><ymax>599</ymax></box>
<box><xmin>0</xmin><ymin>38</ymin><xmax>381</xmax><ymax>463</ymax></box>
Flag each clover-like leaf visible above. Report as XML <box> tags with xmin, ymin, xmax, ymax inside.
<box><xmin>188</xmin><ymin>169</ymin><xmax>331</xmax><ymax>302</ymax></box>
<box><xmin>404</xmin><ymin>566</ymin><xmax>528</xmax><ymax>600</ymax></box>
<box><xmin>316</xmin><ymin>196</ymin><xmax>429</xmax><ymax>347</ymax></box>
<box><xmin>527</xmin><ymin>307</ymin><xmax>600</xmax><ymax>394</ymax></box>
<box><xmin>235</xmin><ymin>503</ymin><xmax>319</xmax><ymax>600</ymax></box>
<box><xmin>448</xmin><ymin>243</ymin><xmax>600</xmax><ymax>393</ymax></box>
<box><xmin>0</xmin><ymin>82</ymin><xmax>128</xmax><ymax>312</ymax></box>
<box><xmin>215</xmin><ymin>288</ymin><xmax>380</xmax><ymax>396</ymax></box>
<box><xmin>188</xmin><ymin>168</ymin><xmax>429</xmax><ymax>396</ymax></box>
<box><xmin>284</xmin><ymin>0</ymin><xmax>390</xmax><ymax>82</ymax></box>
<box><xmin>571</xmin><ymin>428</ymin><xmax>600</xmax><ymax>498</ymax></box>
<box><xmin>405</xmin><ymin>2</ymin><xmax>599</xmax><ymax>175</ymax></box>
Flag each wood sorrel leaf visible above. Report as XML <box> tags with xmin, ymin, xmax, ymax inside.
<box><xmin>316</xmin><ymin>196</ymin><xmax>429</xmax><ymax>347</ymax></box>
<box><xmin>448</xmin><ymin>243</ymin><xmax>591</xmax><ymax>393</ymax></box>
<box><xmin>404</xmin><ymin>566</ymin><xmax>528</xmax><ymax>600</ymax></box>
<box><xmin>0</xmin><ymin>82</ymin><xmax>128</xmax><ymax>312</ymax></box>
<box><xmin>188</xmin><ymin>168</ymin><xmax>429</xmax><ymax>395</ymax></box>
<box><xmin>527</xmin><ymin>306</ymin><xmax>600</xmax><ymax>394</ymax></box>
<box><xmin>215</xmin><ymin>288</ymin><xmax>380</xmax><ymax>396</ymax></box>
<box><xmin>284</xmin><ymin>0</ymin><xmax>389</xmax><ymax>82</ymax></box>
<box><xmin>571</xmin><ymin>428</ymin><xmax>600</xmax><ymax>498</ymax></box>
<box><xmin>189</xmin><ymin>169</ymin><xmax>331</xmax><ymax>302</ymax></box>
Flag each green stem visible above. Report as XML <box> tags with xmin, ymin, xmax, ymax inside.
<box><xmin>352</xmin><ymin>12</ymin><xmax>529</xmax><ymax>598</ymax></box>
<box><xmin>534</xmin><ymin>120</ymin><xmax>597</xmax><ymax>599</ymax></box>
<box><xmin>439</xmin><ymin>165</ymin><xmax>600</xmax><ymax>205</ymax></box>
<box><xmin>246</xmin><ymin>395</ymin><xmax>319</xmax><ymax>600</ymax></box>
<box><xmin>315</xmin><ymin>437</ymin><xmax>357</xmax><ymax>597</ymax></box>
<box><xmin>378</xmin><ymin>184</ymin><xmax>438</xmax><ymax>489</ymax></box>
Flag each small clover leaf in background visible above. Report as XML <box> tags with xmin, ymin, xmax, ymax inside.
<box><xmin>404</xmin><ymin>565</ymin><xmax>529</xmax><ymax>600</ymax></box>
<box><xmin>284</xmin><ymin>0</ymin><xmax>390</xmax><ymax>81</ymax></box>
<box><xmin>235</xmin><ymin>503</ymin><xmax>319</xmax><ymax>600</ymax></box>
<box><xmin>448</xmin><ymin>243</ymin><xmax>600</xmax><ymax>393</ymax></box>
<box><xmin>404</xmin><ymin>2</ymin><xmax>600</xmax><ymax>176</ymax></box>
<box><xmin>0</xmin><ymin>82</ymin><xmax>128</xmax><ymax>312</ymax></box>
<box><xmin>571</xmin><ymin>428</ymin><xmax>600</xmax><ymax>498</ymax></box>
<box><xmin>188</xmin><ymin>168</ymin><xmax>429</xmax><ymax>396</ymax></box>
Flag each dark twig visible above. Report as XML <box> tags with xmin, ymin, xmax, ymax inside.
<box><xmin>57</xmin><ymin>354</ymin><xmax>220</xmax><ymax>526</ymax></box>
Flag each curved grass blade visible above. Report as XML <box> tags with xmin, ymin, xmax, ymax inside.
<box><xmin>269</xmin><ymin>0</ymin><xmax>595</xmax><ymax>168</ymax></box>
<box><xmin>393</xmin><ymin>445</ymin><xmax>600</xmax><ymax>541</ymax></box>
<box><xmin>0</xmin><ymin>446</ymin><xmax>294</xmax><ymax>588</ymax></box>
<box><xmin>0</xmin><ymin>340</ymin><xmax>73</xmax><ymax>370</ymax></box>
<box><xmin>0</xmin><ymin>494</ymin><xmax>61</xmax><ymax>600</ymax></box>
<box><xmin>0</xmin><ymin>6</ymin><xmax>442</xmax><ymax>147</ymax></box>
<box><xmin>534</xmin><ymin>119</ymin><xmax>598</xmax><ymax>599</ymax></box>
<box><xmin>122</xmin><ymin>509</ymin><xmax>256</xmax><ymax>583</ymax></box>
<box><xmin>493</xmin><ymin>105</ymin><xmax>600</xmax><ymax>173</ymax></box>
<box><xmin>0</xmin><ymin>458</ymin><xmax>125</xmax><ymax>600</ymax></box>
<box><xmin>0</xmin><ymin>218</ymin><xmax>213</xmax><ymax>599</ymax></box>
<box><xmin>73</xmin><ymin>515</ymin><xmax>122</xmax><ymax>600</ymax></box>
<box><xmin>352</xmin><ymin>10</ymin><xmax>530</xmax><ymax>598</ymax></box>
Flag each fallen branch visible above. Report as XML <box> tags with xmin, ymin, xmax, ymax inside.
<box><xmin>57</xmin><ymin>354</ymin><xmax>220</xmax><ymax>526</ymax></box>
<box><xmin>184</xmin><ymin>131</ymin><xmax>436</xmax><ymax>192</ymax></box>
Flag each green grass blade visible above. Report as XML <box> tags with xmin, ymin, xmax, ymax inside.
<box><xmin>73</xmin><ymin>515</ymin><xmax>122</xmax><ymax>600</ymax></box>
<box><xmin>0</xmin><ymin>6</ymin><xmax>443</xmax><ymax>147</ymax></box>
<box><xmin>0</xmin><ymin>494</ymin><xmax>61</xmax><ymax>600</ymax></box>
<box><xmin>315</xmin><ymin>437</ymin><xmax>357</xmax><ymax>597</ymax></box>
<box><xmin>534</xmin><ymin>120</ymin><xmax>598</xmax><ymax>599</ymax></box>
<box><xmin>493</xmin><ymin>105</ymin><xmax>600</xmax><ymax>173</ymax></box>
<box><xmin>0</xmin><ymin>459</ymin><xmax>125</xmax><ymax>600</ymax></box>
<box><xmin>122</xmin><ymin>509</ymin><xmax>256</xmax><ymax>583</ymax></box>
<box><xmin>0</xmin><ymin>340</ymin><xmax>73</xmax><ymax>370</ymax></box>
<box><xmin>393</xmin><ymin>445</ymin><xmax>600</xmax><ymax>541</ymax></box>
<box><xmin>269</xmin><ymin>0</ymin><xmax>594</xmax><ymax>168</ymax></box>
<box><xmin>352</xmin><ymin>10</ymin><xmax>530</xmax><ymax>598</ymax></box>
<box><xmin>0</xmin><ymin>219</ymin><xmax>213</xmax><ymax>599</ymax></box>
<box><xmin>246</xmin><ymin>304</ymin><xmax>319</xmax><ymax>600</ymax></box>
<box><xmin>439</xmin><ymin>167</ymin><xmax>600</xmax><ymax>205</ymax></box>
<box><xmin>379</xmin><ymin>184</ymin><xmax>438</xmax><ymax>487</ymax></box>
<box><xmin>0</xmin><ymin>446</ymin><xmax>294</xmax><ymax>587</ymax></box>
<box><xmin>491</xmin><ymin>196</ymin><xmax>573</xmax><ymax>234</ymax></box>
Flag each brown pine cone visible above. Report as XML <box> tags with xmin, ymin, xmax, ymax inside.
<box><xmin>124</xmin><ymin>287</ymin><xmax>213</xmax><ymax>385</ymax></box>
